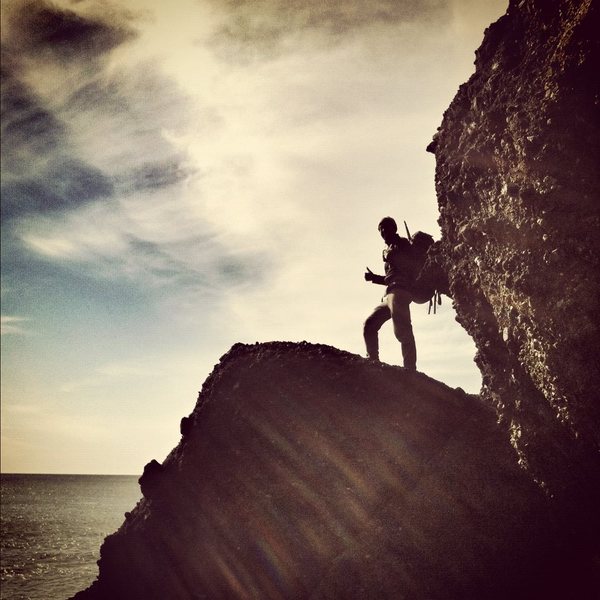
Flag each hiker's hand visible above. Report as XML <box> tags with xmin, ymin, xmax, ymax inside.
<box><xmin>364</xmin><ymin>267</ymin><xmax>375</xmax><ymax>282</ymax></box>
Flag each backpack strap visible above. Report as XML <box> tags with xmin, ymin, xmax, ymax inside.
<box><xmin>427</xmin><ymin>290</ymin><xmax>443</xmax><ymax>315</ymax></box>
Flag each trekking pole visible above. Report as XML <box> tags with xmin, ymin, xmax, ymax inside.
<box><xmin>404</xmin><ymin>221</ymin><xmax>412</xmax><ymax>241</ymax></box>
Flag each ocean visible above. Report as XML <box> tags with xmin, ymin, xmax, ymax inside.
<box><xmin>1</xmin><ymin>474</ymin><xmax>141</xmax><ymax>600</ymax></box>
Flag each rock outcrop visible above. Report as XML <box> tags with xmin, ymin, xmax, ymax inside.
<box><xmin>72</xmin><ymin>1</ymin><xmax>600</xmax><ymax>597</ymax></box>
<box><xmin>73</xmin><ymin>343</ymin><xmax>594</xmax><ymax>599</ymax></box>
<box><xmin>427</xmin><ymin>0</ymin><xmax>600</xmax><ymax>507</ymax></box>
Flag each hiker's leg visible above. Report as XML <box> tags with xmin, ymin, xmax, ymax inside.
<box><xmin>363</xmin><ymin>300</ymin><xmax>391</xmax><ymax>360</ymax></box>
<box><xmin>389</xmin><ymin>291</ymin><xmax>417</xmax><ymax>370</ymax></box>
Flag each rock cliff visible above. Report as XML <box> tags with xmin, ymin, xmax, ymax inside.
<box><xmin>427</xmin><ymin>0</ymin><xmax>599</xmax><ymax>505</ymax></box>
<box><xmin>72</xmin><ymin>0</ymin><xmax>600</xmax><ymax>597</ymax></box>
<box><xmin>73</xmin><ymin>343</ymin><xmax>594</xmax><ymax>599</ymax></box>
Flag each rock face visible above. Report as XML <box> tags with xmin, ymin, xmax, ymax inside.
<box><xmin>73</xmin><ymin>343</ymin><xmax>592</xmax><ymax>599</ymax></box>
<box><xmin>428</xmin><ymin>0</ymin><xmax>599</xmax><ymax>504</ymax></box>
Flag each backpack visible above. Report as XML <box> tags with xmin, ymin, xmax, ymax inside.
<box><xmin>408</xmin><ymin>231</ymin><xmax>443</xmax><ymax>313</ymax></box>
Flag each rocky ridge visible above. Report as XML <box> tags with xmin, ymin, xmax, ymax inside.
<box><xmin>73</xmin><ymin>342</ymin><xmax>595</xmax><ymax>599</ymax></box>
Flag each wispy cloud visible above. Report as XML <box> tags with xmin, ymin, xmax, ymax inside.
<box><xmin>1</xmin><ymin>157</ymin><xmax>114</xmax><ymax>219</ymax></box>
<box><xmin>1</xmin><ymin>0</ymin><xmax>457</xmax><ymax>302</ymax></box>
<box><xmin>207</xmin><ymin>0</ymin><xmax>450</xmax><ymax>62</ymax></box>
<box><xmin>0</xmin><ymin>0</ymin><xmax>192</xmax><ymax>221</ymax></box>
<box><xmin>1</xmin><ymin>315</ymin><xmax>31</xmax><ymax>336</ymax></box>
<box><xmin>0</xmin><ymin>59</ymin><xmax>67</xmax><ymax>173</ymax></box>
<box><xmin>0</xmin><ymin>1</ymin><xmax>139</xmax><ymax>219</ymax></box>
<box><xmin>1</xmin><ymin>0</ymin><xmax>259</xmax><ymax>316</ymax></box>
<box><xmin>3</xmin><ymin>0</ymin><xmax>498</xmax><ymax>343</ymax></box>
<box><xmin>15</xmin><ymin>187</ymin><xmax>271</xmax><ymax>297</ymax></box>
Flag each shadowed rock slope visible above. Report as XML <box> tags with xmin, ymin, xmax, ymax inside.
<box><xmin>428</xmin><ymin>0</ymin><xmax>600</xmax><ymax>502</ymax></box>
<box><xmin>73</xmin><ymin>343</ymin><xmax>596</xmax><ymax>600</ymax></box>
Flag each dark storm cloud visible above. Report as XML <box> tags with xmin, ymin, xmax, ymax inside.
<box><xmin>1</xmin><ymin>157</ymin><xmax>114</xmax><ymax>219</ymax></box>
<box><xmin>209</xmin><ymin>0</ymin><xmax>448</xmax><ymax>57</ymax></box>
<box><xmin>4</xmin><ymin>0</ymin><xmax>137</xmax><ymax>61</ymax></box>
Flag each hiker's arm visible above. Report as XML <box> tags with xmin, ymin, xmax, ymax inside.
<box><xmin>364</xmin><ymin>267</ymin><xmax>386</xmax><ymax>285</ymax></box>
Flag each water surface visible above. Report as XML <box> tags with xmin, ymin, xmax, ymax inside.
<box><xmin>1</xmin><ymin>474</ymin><xmax>140</xmax><ymax>600</ymax></box>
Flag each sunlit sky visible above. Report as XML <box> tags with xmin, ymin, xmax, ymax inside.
<box><xmin>1</xmin><ymin>0</ymin><xmax>507</xmax><ymax>474</ymax></box>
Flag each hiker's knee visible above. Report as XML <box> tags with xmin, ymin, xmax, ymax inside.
<box><xmin>393</xmin><ymin>321</ymin><xmax>414</xmax><ymax>344</ymax></box>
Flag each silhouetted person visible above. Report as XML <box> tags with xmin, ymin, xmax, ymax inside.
<box><xmin>363</xmin><ymin>217</ymin><xmax>417</xmax><ymax>369</ymax></box>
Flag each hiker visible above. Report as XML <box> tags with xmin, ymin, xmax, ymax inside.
<box><xmin>363</xmin><ymin>217</ymin><xmax>418</xmax><ymax>369</ymax></box>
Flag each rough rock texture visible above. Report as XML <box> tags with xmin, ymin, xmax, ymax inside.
<box><xmin>428</xmin><ymin>0</ymin><xmax>600</xmax><ymax>505</ymax></box>
<box><xmin>72</xmin><ymin>343</ymin><xmax>595</xmax><ymax>599</ymax></box>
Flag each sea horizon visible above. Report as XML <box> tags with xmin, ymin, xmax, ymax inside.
<box><xmin>1</xmin><ymin>472</ymin><xmax>139</xmax><ymax>477</ymax></box>
<box><xmin>1</xmin><ymin>473</ymin><xmax>141</xmax><ymax>600</ymax></box>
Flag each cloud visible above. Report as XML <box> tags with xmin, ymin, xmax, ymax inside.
<box><xmin>3</xmin><ymin>0</ymin><xmax>137</xmax><ymax>61</ymax></box>
<box><xmin>0</xmin><ymin>60</ymin><xmax>115</xmax><ymax>219</ymax></box>
<box><xmin>1</xmin><ymin>157</ymin><xmax>114</xmax><ymax>219</ymax></box>
<box><xmin>1</xmin><ymin>0</ymin><xmax>502</xmax><ymax>317</ymax></box>
<box><xmin>1</xmin><ymin>315</ymin><xmax>31</xmax><ymax>336</ymax></box>
<box><xmin>15</xmin><ymin>189</ymin><xmax>272</xmax><ymax>298</ymax></box>
<box><xmin>1</xmin><ymin>1</ymin><xmax>192</xmax><ymax>222</ymax></box>
<box><xmin>115</xmin><ymin>158</ymin><xmax>193</xmax><ymax>194</ymax></box>
<box><xmin>3</xmin><ymin>0</ymin><xmax>478</xmax><ymax>331</ymax></box>
<box><xmin>0</xmin><ymin>59</ymin><xmax>66</xmax><ymax>170</ymax></box>
<box><xmin>208</xmin><ymin>0</ymin><xmax>450</xmax><ymax>61</ymax></box>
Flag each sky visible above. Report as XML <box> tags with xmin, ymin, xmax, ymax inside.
<box><xmin>1</xmin><ymin>0</ymin><xmax>508</xmax><ymax>475</ymax></box>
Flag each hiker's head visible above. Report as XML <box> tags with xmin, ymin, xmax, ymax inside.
<box><xmin>378</xmin><ymin>217</ymin><xmax>397</xmax><ymax>244</ymax></box>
